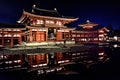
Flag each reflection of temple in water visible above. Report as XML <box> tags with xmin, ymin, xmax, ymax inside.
<box><xmin>0</xmin><ymin>46</ymin><xmax>109</xmax><ymax>73</ymax></box>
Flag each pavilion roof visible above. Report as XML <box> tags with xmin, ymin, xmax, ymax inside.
<box><xmin>18</xmin><ymin>5</ymin><xmax>78</xmax><ymax>23</ymax></box>
<box><xmin>0</xmin><ymin>23</ymin><xmax>26</xmax><ymax>28</ymax></box>
<box><xmin>78</xmin><ymin>20</ymin><xmax>98</xmax><ymax>27</ymax></box>
<box><xmin>31</xmin><ymin>5</ymin><xmax>78</xmax><ymax>19</ymax></box>
<box><xmin>76</xmin><ymin>25</ymin><xmax>109</xmax><ymax>31</ymax></box>
<box><xmin>32</xmin><ymin>7</ymin><xmax>61</xmax><ymax>17</ymax></box>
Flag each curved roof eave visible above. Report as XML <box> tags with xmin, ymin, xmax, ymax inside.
<box><xmin>23</xmin><ymin>11</ymin><xmax>79</xmax><ymax>21</ymax></box>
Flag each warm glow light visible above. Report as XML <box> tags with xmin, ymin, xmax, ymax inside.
<box><xmin>99</xmin><ymin>34</ymin><xmax>104</xmax><ymax>37</ymax></box>
<box><xmin>50</xmin><ymin>21</ymin><xmax>54</xmax><ymax>24</ymax></box>
<box><xmin>99</xmin><ymin>52</ymin><xmax>104</xmax><ymax>55</ymax></box>
<box><xmin>84</xmin><ymin>26</ymin><xmax>93</xmax><ymax>28</ymax></box>
<box><xmin>37</xmin><ymin>20</ymin><xmax>44</xmax><ymax>24</ymax></box>
<box><xmin>4</xmin><ymin>34</ymin><xmax>12</xmax><ymax>37</ymax></box>
<box><xmin>114</xmin><ymin>44</ymin><xmax>118</xmax><ymax>48</ymax></box>
<box><xmin>8</xmin><ymin>34</ymin><xmax>11</xmax><ymax>37</ymax></box>
<box><xmin>99</xmin><ymin>30</ymin><xmax>104</xmax><ymax>33</ymax></box>
<box><xmin>56</xmin><ymin>21</ymin><xmax>62</xmax><ymax>25</ymax></box>
<box><xmin>13</xmin><ymin>34</ymin><xmax>20</xmax><ymax>37</ymax></box>
<box><xmin>0</xmin><ymin>34</ymin><xmax>2</xmax><ymax>37</ymax></box>
<box><xmin>99</xmin><ymin>57</ymin><xmax>104</xmax><ymax>60</ymax></box>
<box><xmin>94</xmin><ymin>38</ymin><xmax>98</xmax><ymax>40</ymax></box>
<box><xmin>46</xmin><ymin>20</ymin><xmax>54</xmax><ymax>24</ymax></box>
<box><xmin>57</xmin><ymin>67</ymin><xmax>63</xmax><ymax>71</ymax></box>
<box><xmin>13</xmin><ymin>29</ymin><xmax>17</xmax><ymax>31</ymax></box>
<box><xmin>114</xmin><ymin>36</ymin><xmax>118</xmax><ymax>41</ymax></box>
<box><xmin>8</xmin><ymin>29</ymin><xmax>12</xmax><ymax>31</ymax></box>
<box><xmin>16</xmin><ymin>29</ymin><xmax>20</xmax><ymax>31</ymax></box>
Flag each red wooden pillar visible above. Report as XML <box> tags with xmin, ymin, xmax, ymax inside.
<box><xmin>68</xmin><ymin>31</ymin><xmax>71</xmax><ymax>40</ymax></box>
<box><xmin>63</xmin><ymin>32</ymin><xmax>64</xmax><ymax>40</ymax></box>
<box><xmin>19</xmin><ymin>54</ymin><xmax>22</xmax><ymax>64</ymax></box>
<box><xmin>44</xmin><ymin>31</ymin><xmax>46</xmax><ymax>41</ymax></box>
<box><xmin>79</xmin><ymin>33</ymin><xmax>81</xmax><ymax>42</ymax></box>
<box><xmin>40</xmin><ymin>31</ymin><xmax>41</xmax><ymax>41</ymax></box>
<box><xmin>2</xmin><ymin>34</ymin><xmax>4</xmax><ymax>46</ymax></box>
<box><xmin>36</xmin><ymin>55</ymin><xmax>38</xmax><ymax>64</ymax></box>
<box><xmin>67</xmin><ymin>32</ymin><xmax>69</xmax><ymax>40</ymax></box>
<box><xmin>69</xmin><ymin>31</ymin><xmax>72</xmax><ymax>40</ymax></box>
<box><xmin>19</xmin><ymin>36</ymin><xmax>22</xmax><ymax>45</ymax></box>
<box><xmin>87</xmin><ymin>33</ymin><xmax>89</xmax><ymax>42</ymax></box>
<box><xmin>86</xmin><ymin>33</ymin><xmax>87</xmax><ymax>42</ymax></box>
<box><xmin>96</xmin><ymin>32</ymin><xmax>98</xmax><ymax>42</ymax></box>
<box><xmin>36</xmin><ymin>31</ymin><xmax>38</xmax><ymax>41</ymax></box>
<box><xmin>76</xmin><ymin>33</ymin><xmax>77</xmax><ymax>42</ymax></box>
<box><xmin>83</xmin><ymin>33</ymin><xmax>85</xmax><ymax>42</ymax></box>
<box><xmin>98</xmin><ymin>32</ymin><xmax>99</xmax><ymax>42</ymax></box>
<box><xmin>75</xmin><ymin>32</ymin><xmax>77</xmax><ymax>43</ymax></box>
<box><xmin>76</xmin><ymin>32</ymin><xmax>78</xmax><ymax>43</ymax></box>
<box><xmin>29</xmin><ymin>55</ymin><xmax>33</xmax><ymax>65</ymax></box>
<box><xmin>11</xmin><ymin>35</ymin><xmax>13</xmax><ymax>46</ymax></box>
<box><xmin>24</xmin><ymin>35</ymin><xmax>26</xmax><ymax>42</ymax></box>
<box><xmin>29</xmin><ymin>29</ymin><xmax>32</xmax><ymax>42</ymax></box>
<box><xmin>92</xmin><ymin>33</ymin><xmax>94</xmax><ymax>42</ymax></box>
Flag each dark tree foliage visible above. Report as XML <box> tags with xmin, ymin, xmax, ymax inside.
<box><xmin>107</xmin><ymin>24</ymin><xmax>114</xmax><ymax>37</ymax></box>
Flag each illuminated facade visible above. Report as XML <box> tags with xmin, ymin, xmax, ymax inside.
<box><xmin>72</xmin><ymin>20</ymin><xmax>109</xmax><ymax>43</ymax></box>
<box><xmin>18</xmin><ymin>5</ymin><xmax>78</xmax><ymax>43</ymax></box>
<box><xmin>0</xmin><ymin>5</ymin><xmax>110</xmax><ymax>47</ymax></box>
<box><xmin>0</xmin><ymin>24</ymin><xmax>25</xmax><ymax>46</ymax></box>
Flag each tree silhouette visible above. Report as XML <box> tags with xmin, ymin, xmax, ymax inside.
<box><xmin>107</xmin><ymin>24</ymin><xmax>114</xmax><ymax>37</ymax></box>
<box><xmin>107</xmin><ymin>24</ymin><xmax>113</xmax><ymax>30</ymax></box>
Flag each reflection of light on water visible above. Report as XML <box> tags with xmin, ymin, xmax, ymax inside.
<box><xmin>0</xmin><ymin>45</ymin><xmax>112</xmax><ymax>74</ymax></box>
<box><xmin>99</xmin><ymin>57</ymin><xmax>104</xmax><ymax>60</ymax></box>
<box><xmin>83</xmin><ymin>60</ymin><xmax>93</xmax><ymax>64</ymax></box>
<box><xmin>98</xmin><ymin>52</ymin><xmax>104</xmax><ymax>56</ymax></box>
<box><xmin>114</xmin><ymin>44</ymin><xmax>118</xmax><ymax>48</ymax></box>
<box><xmin>32</xmin><ymin>63</ymin><xmax>47</xmax><ymax>68</ymax></box>
<box><xmin>0</xmin><ymin>55</ymin><xmax>7</xmax><ymax>59</ymax></box>
<box><xmin>98</xmin><ymin>52</ymin><xmax>105</xmax><ymax>60</ymax></box>
<box><xmin>98</xmin><ymin>51</ymin><xmax>110</xmax><ymax>63</ymax></box>
<box><xmin>37</xmin><ymin>67</ymin><xmax>64</xmax><ymax>75</ymax></box>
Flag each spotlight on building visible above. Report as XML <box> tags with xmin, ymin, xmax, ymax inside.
<box><xmin>114</xmin><ymin>36</ymin><xmax>118</xmax><ymax>41</ymax></box>
<box><xmin>113</xmin><ymin>44</ymin><xmax>118</xmax><ymax>48</ymax></box>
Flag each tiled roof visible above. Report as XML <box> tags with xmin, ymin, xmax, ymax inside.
<box><xmin>76</xmin><ymin>25</ymin><xmax>105</xmax><ymax>31</ymax></box>
<box><xmin>0</xmin><ymin>23</ymin><xmax>26</xmax><ymax>28</ymax></box>
<box><xmin>33</xmin><ymin>7</ymin><xmax>61</xmax><ymax>17</ymax></box>
<box><xmin>31</xmin><ymin>5</ymin><xmax>76</xmax><ymax>19</ymax></box>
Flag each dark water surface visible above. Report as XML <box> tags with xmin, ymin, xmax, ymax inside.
<box><xmin>0</xmin><ymin>44</ymin><xmax>120</xmax><ymax>80</ymax></box>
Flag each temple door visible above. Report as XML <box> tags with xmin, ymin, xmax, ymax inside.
<box><xmin>56</xmin><ymin>32</ymin><xmax>62</xmax><ymax>41</ymax></box>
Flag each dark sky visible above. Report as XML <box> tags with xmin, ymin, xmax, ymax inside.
<box><xmin>0</xmin><ymin>0</ymin><xmax>119</xmax><ymax>29</ymax></box>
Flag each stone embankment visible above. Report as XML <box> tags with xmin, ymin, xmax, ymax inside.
<box><xmin>0</xmin><ymin>44</ymin><xmax>89</xmax><ymax>55</ymax></box>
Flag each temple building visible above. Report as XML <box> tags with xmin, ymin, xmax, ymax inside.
<box><xmin>17</xmin><ymin>5</ymin><xmax>78</xmax><ymax>46</ymax></box>
<box><xmin>0</xmin><ymin>24</ymin><xmax>25</xmax><ymax>46</ymax></box>
<box><xmin>0</xmin><ymin>5</ymin><xmax>110</xmax><ymax>47</ymax></box>
<box><xmin>72</xmin><ymin>20</ymin><xmax>109</xmax><ymax>43</ymax></box>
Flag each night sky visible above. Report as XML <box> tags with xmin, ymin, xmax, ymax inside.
<box><xmin>0</xmin><ymin>0</ymin><xmax>119</xmax><ymax>29</ymax></box>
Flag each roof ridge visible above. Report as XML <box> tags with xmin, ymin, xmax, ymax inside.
<box><xmin>34</xmin><ymin>7</ymin><xmax>58</xmax><ymax>13</ymax></box>
<box><xmin>0</xmin><ymin>23</ymin><xmax>25</xmax><ymax>26</ymax></box>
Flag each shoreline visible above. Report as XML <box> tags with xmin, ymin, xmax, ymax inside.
<box><xmin>0</xmin><ymin>44</ymin><xmax>88</xmax><ymax>55</ymax></box>
<box><xmin>0</xmin><ymin>42</ymin><xmax>115</xmax><ymax>55</ymax></box>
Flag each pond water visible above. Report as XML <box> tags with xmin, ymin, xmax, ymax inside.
<box><xmin>0</xmin><ymin>43</ymin><xmax>120</xmax><ymax>80</ymax></box>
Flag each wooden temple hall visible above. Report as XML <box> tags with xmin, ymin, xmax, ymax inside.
<box><xmin>0</xmin><ymin>24</ymin><xmax>25</xmax><ymax>46</ymax></box>
<box><xmin>0</xmin><ymin>5</ymin><xmax>78</xmax><ymax>46</ymax></box>
<box><xmin>0</xmin><ymin>5</ymin><xmax>109</xmax><ymax>47</ymax></box>
<box><xmin>72</xmin><ymin>20</ymin><xmax>109</xmax><ymax>43</ymax></box>
<box><xmin>18</xmin><ymin>5</ymin><xmax>78</xmax><ymax>45</ymax></box>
